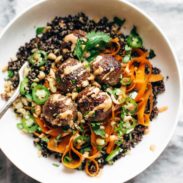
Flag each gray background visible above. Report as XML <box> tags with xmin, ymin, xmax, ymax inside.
<box><xmin>0</xmin><ymin>0</ymin><xmax>183</xmax><ymax>183</ymax></box>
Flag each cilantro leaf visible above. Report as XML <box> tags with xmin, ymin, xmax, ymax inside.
<box><xmin>113</xmin><ymin>17</ymin><xmax>126</xmax><ymax>26</ymax></box>
<box><xmin>91</xmin><ymin>123</ymin><xmax>106</xmax><ymax>138</ymax></box>
<box><xmin>86</xmin><ymin>31</ymin><xmax>111</xmax><ymax>49</ymax></box>
<box><xmin>148</xmin><ymin>49</ymin><xmax>156</xmax><ymax>59</ymax></box>
<box><xmin>130</xmin><ymin>26</ymin><xmax>139</xmax><ymax>36</ymax></box>
<box><xmin>127</xmin><ymin>26</ymin><xmax>143</xmax><ymax>48</ymax></box>
<box><xmin>74</xmin><ymin>39</ymin><xmax>85</xmax><ymax>60</ymax></box>
<box><xmin>74</xmin><ymin>31</ymin><xmax>111</xmax><ymax>62</ymax></box>
<box><xmin>8</xmin><ymin>70</ymin><xmax>14</xmax><ymax>78</ymax></box>
<box><xmin>36</xmin><ymin>27</ymin><xmax>45</xmax><ymax>35</ymax></box>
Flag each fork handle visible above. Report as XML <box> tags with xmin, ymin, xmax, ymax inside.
<box><xmin>0</xmin><ymin>86</ymin><xmax>20</xmax><ymax>120</ymax></box>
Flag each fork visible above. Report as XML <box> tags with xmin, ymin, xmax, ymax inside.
<box><xmin>0</xmin><ymin>62</ymin><xmax>28</xmax><ymax>119</ymax></box>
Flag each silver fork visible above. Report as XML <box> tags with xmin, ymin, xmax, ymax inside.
<box><xmin>0</xmin><ymin>62</ymin><xmax>28</xmax><ymax>119</ymax></box>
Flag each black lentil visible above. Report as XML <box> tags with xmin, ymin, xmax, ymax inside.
<box><xmin>4</xmin><ymin>13</ymin><xmax>165</xmax><ymax>172</ymax></box>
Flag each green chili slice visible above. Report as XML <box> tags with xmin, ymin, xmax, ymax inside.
<box><xmin>32</xmin><ymin>85</ymin><xmax>50</xmax><ymax>105</ymax></box>
<box><xmin>28</xmin><ymin>50</ymin><xmax>47</xmax><ymax>67</ymax></box>
<box><xmin>127</xmin><ymin>35</ymin><xmax>142</xmax><ymax>48</ymax></box>
<box><xmin>125</xmin><ymin>98</ymin><xmax>137</xmax><ymax>115</ymax></box>
<box><xmin>121</xmin><ymin>77</ymin><xmax>131</xmax><ymax>86</ymax></box>
<box><xmin>17</xmin><ymin>114</ymin><xmax>38</xmax><ymax>134</ymax></box>
<box><xmin>20</xmin><ymin>78</ymin><xmax>29</xmax><ymax>95</ymax></box>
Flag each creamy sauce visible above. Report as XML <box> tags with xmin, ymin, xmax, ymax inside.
<box><xmin>65</xmin><ymin>98</ymin><xmax>72</xmax><ymax>106</ymax></box>
<box><xmin>64</xmin><ymin>63</ymin><xmax>82</xmax><ymax>75</ymax></box>
<box><xmin>102</xmin><ymin>68</ymin><xmax>114</xmax><ymax>80</ymax></box>
<box><xmin>51</xmin><ymin>94</ymin><xmax>65</xmax><ymax>102</ymax></box>
<box><xmin>58</xmin><ymin>110</ymin><xmax>73</xmax><ymax>119</ymax></box>
<box><xmin>92</xmin><ymin>55</ymin><xmax>103</xmax><ymax>65</ymax></box>
<box><xmin>77</xmin><ymin>69</ymin><xmax>86</xmax><ymax>76</ymax></box>
<box><xmin>79</xmin><ymin>87</ymin><xmax>100</xmax><ymax>103</ymax></box>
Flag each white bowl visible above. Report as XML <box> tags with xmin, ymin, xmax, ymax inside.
<box><xmin>0</xmin><ymin>0</ymin><xmax>182</xmax><ymax>182</ymax></box>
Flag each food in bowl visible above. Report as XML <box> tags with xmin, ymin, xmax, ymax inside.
<box><xmin>1</xmin><ymin>13</ymin><xmax>165</xmax><ymax>176</ymax></box>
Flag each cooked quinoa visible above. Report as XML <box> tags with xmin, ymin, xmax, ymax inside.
<box><xmin>1</xmin><ymin>13</ymin><xmax>165</xmax><ymax>176</ymax></box>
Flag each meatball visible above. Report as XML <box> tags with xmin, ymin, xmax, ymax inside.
<box><xmin>91</xmin><ymin>55</ymin><xmax>122</xmax><ymax>86</ymax></box>
<box><xmin>77</xmin><ymin>86</ymin><xmax>112</xmax><ymax>122</ymax></box>
<box><xmin>42</xmin><ymin>94</ymin><xmax>77</xmax><ymax>127</ymax></box>
<box><xmin>56</xmin><ymin>58</ymin><xmax>91</xmax><ymax>93</ymax></box>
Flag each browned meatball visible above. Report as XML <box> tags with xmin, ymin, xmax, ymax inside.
<box><xmin>77</xmin><ymin>86</ymin><xmax>112</xmax><ymax>122</ymax></box>
<box><xmin>42</xmin><ymin>94</ymin><xmax>77</xmax><ymax>127</ymax></box>
<box><xmin>56</xmin><ymin>58</ymin><xmax>91</xmax><ymax>94</ymax></box>
<box><xmin>91</xmin><ymin>55</ymin><xmax>122</xmax><ymax>86</ymax></box>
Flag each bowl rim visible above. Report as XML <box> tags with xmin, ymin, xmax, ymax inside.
<box><xmin>0</xmin><ymin>0</ymin><xmax>182</xmax><ymax>182</ymax></box>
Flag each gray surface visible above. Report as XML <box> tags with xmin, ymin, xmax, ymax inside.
<box><xmin>0</xmin><ymin>0</ymin><xmax>183</xmax><ymax>183</ymax></box>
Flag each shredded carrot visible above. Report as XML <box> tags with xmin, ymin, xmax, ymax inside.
<box><xmin>46</xmin><ymin>128</ymin><xmax>69</xmax><ymax>137</ymax></box>
<box><xmin>103</xmin><ymin>38</ymin><xmax>121</xmax><ymax>56</ymax></box>
<box><xmin>62</xmin><ymin>135</ymin><xmax>83</xmax><ymax>169</ymax></box>
<box><xmin>122</xmin><ymin>49</ymin><xmax>158</xmax><ymax>126</ymax></box>
<box><xmin>115</xmin><ymin>55</ymin><xmax>122</xmax><ymax>61</ymax></box>
<box><xmin>137</xmin><ymin>84</ymin><xmax>152</xmax><ymax>126</ymax></box>
<box><xmin>35</xmin><ymin>118</ymin><xmax>49</xmax><ymax>133</ymax></box>
<box><xmin>47</xmin><ymin>135</ymin><xmax>71</xmax><ymax>153</ymax></box>
<box><xmin>90</xmin><ymin>127</ymin><xmax>98</xmax><ymax>155</ymax></box>
<box><xmin>106</xmin><ymin>140</ymin><xmax>115</xmax><ymax>154</ymax></box>
<box><xmin>149</xmin><ymin>74</ymin><xmax>164</xmax><ymax>82</ymax></box>
<box><xmin>44</xmin><ymin>80</ymin><xmax>49</xmax><ymax>88</ymax></box>
<box><xmin>29</xmin><ymin>40</ymin><xmax>164</xmax><ymax>176</ymax></box>
<box><xmin>85</xmin><ymin>159</ymin><xmax>100</xmax><ymax>177</ymax></box>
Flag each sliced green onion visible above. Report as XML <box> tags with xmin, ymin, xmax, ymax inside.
<box><xmin>121</xmin><ymin>77</ymin><xmax>131</xmax><ymax>86</ymax></box>
<box><xmin>20</xmin><ymin>78</ymin><xmax>29</xmax><ymax>95</ymax></box>
<box><xmin>17</xmin><ymin>115</ymin><xmax>38</xmax><ymax>134</ymax></box>
<box><xmin>122</xmin><ymin>54</ymin><xmax>131</xmax><ymax>63</ymax></box>
<box><xmin>125</xmin><ymin>98</ymin><xmax>137</xmax><ymax>114</ymax></box>
<box><xmin>106</xmin><ymin>147</ymin><xmax>121</xmax><ymax>162</ymax></box>
<box><xmin>63</xmin><ymin>155</ymin><xmax>73</xmax><ymax>163</ymax></box>
<box><xmin>127</xmin><ymin>35</ymin><xmax>142</xmax><ymax>48</ymax></box>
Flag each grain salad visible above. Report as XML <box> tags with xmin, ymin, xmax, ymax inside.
<box><xmin>1</xmin><ymin>13</ymin><xmax>165</xmax><ymax>176</ymax></box>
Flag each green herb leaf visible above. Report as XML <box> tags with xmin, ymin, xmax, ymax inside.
<box><xmin>148</xmin><ymin>49</ymin><xmax>156</xmax><ymax>59</ymax></box>
<box><xmin>17</xmin><ymin>115</ymin><xmax>39</xmax><ymax>134</ymax></box>
<box><xmin>130</xmin><ymin>26</ymin><xmax>138</xmax><ymax>36</ymax></box>
<box><xmin>41</xmin><ymin>136</ymin><xmax>49</xmax><ymax>142</ymax></box>
<box><xmin>52</xmin><ymin>163</ymin><xmax>60</xmax><ymax>167</ymax></box>
<box><xmin>91</xmin><ymin>123</ymin><xmax>106</xmax><ymax>138</ymax></box>
<box><xmin>63</xmin><ymin>155</ymin><xmax>72</xmax><ymax>163</ymax></box>
<box><xmin>8</xmin><ymin>70</ymin><xmax>14</xmax><ymax>78</ymax></box>
<box><xmin>74</xmin><ymin>31</ymin><xmax>111</xmax><ymax>62</ymax></box>
<box><xmin>113</xmin><ymin>17</ymin><xmax>126</xmax><ymax>26</ymax></box>
<box><xmin>127</xmin><ymin>26</ymin><xmax>143</xmax><ymax>48</ymax></box>
<box><xmin>80</xmin><ymin>147</ymin><xmax>91</xmax><ymax>154</ymax></box>
<box><xmin>36</xmin><ymin>27</ymin><xmax>45</xmax><ymax>35</ymax></box>
<box><xmin>74</xmin><ymin>39</ymin><xmax>85</xmax><ymax>60</ymax></box>
<box><xmin>106</xmin><ymin>147</ymin><xmax>121</xmax><ymax>162</ymax></box>
<box><xmin>74</xmin><ymin>135</ymin><xmax>90</xmax><ymax>143</ymax></box>
<box><xmin>86</xmin><ymin>31</ymin><xmax>111</xmax><ymax>47</ymax></box>
<box><xmin>123</xmin><ymin>54</ymin><xmax>131</xmax><ymax>63</ymax></box>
